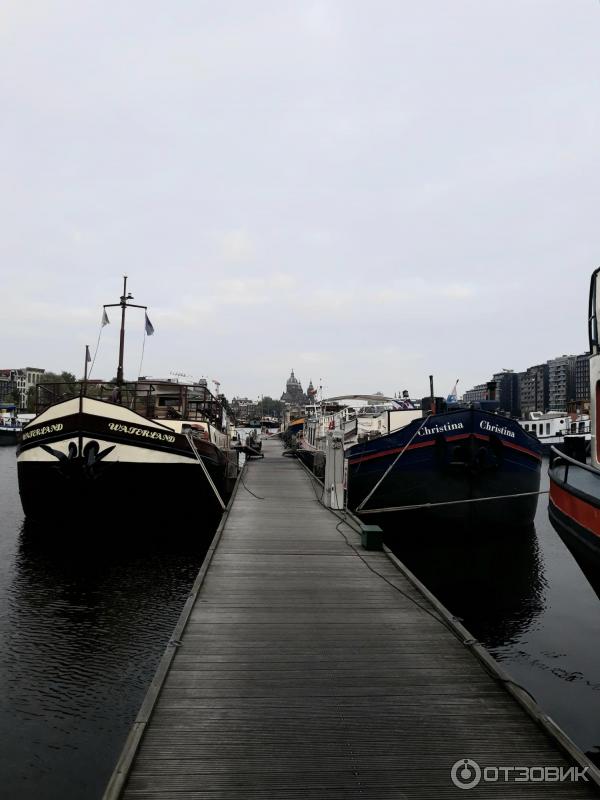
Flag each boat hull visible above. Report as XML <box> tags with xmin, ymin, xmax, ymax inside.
<box><xmin>346</xmin><ymin>409</ymin><xmax>542</xmax><ymax>530</ymax></box>
<box><xmin>17</xmin><ymin>397</ymin><xmax>238</xmax><ymax>528</ymax></box>
<box><xmin>548</xmin><ymin>460</ymin><xmax>600</xmax><ymax>564</ymax></box>
<box><xmin>17</xmin><ymin>459</ymin><xmax>228</xmax><ymax>527</ymax></box>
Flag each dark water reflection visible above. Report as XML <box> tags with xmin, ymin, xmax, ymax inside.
<box><xmin>0</xmin><ymin>448</ymin><xmax>212</xmax><ymax>799</ymax></box>
<box><xmin>386</xmin><ymin>461</ymin><xmax>600</xmax><ymax>766</ymax></box>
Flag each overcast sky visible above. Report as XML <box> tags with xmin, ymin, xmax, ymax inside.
<box><xmin>2</xmin><ymin>1</ymin><xmax>599</xmax><ymax>401</ymax></box>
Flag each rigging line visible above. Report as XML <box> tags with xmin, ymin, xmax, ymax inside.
<box><xmin>87</xmin><ymin>317</ymin><xmax>105</xmax><ymax>379</ymax></box>
<box><xmin>137</xmin><ymin>329</ymin><xmax>147</xmax><ymax>383</ymax></box>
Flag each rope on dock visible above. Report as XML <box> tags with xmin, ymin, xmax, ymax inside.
<box><xmin>294</xmin><ymin>446</ymin><xmax>550</xmax><ymax>724</ymax></box>
<box><xmin>358</xmin><ymin>488</ymin><xmax>550</xmax><ymax>515</ymax></box>
<box><xmin>239</xmin><ymin>469</ymin><xmax>265</xmax><ymax>500</ymax></box>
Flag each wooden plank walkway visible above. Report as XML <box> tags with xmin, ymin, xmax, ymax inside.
<box><xmin>107</xmin><ymin>438</ymin><xmax>600</xmax><ymax>799</ymax></box>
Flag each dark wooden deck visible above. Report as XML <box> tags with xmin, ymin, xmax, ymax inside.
<box><xmin>106</xmin><ymin>438</ymin><xmax>600</xmax><ymax>799</ymax></box>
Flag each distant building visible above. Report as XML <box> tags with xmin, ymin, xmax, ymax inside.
<box><xmin>462</xmin><ymin>383</ymin><xmax>487</xmax><ymax>404</ymax></box>
<box><xmin>491</xmin><ymin>370</ymin><xmax>521</xmax><ymax>417</ymax></box>
<box><xmin>463</xmin><ymin>352</ymin><xmax>589</xmax><ymax>418</ymax></box>
<box><xmin>280</xmin><ymin>369</ymin><xmax>309</xmax><ymax>406</ymax></box>
<box><xmin>0</xmin><ymin>370</ymin><xmax>18</xmax><ymax>404</ymax></box>
<box><xmin>22</xmin><ymin>367</ymin><xmax>46</xmax><ymax>409</ymax></box>
<box><xmin>230</xmin><ymin>396</ymin><xmax>260</xmax><ymax>420</ymax></box>
<box><xmin>519</xmin><ymin>364</ymin><xmax>549</xmax><ymax>417</ymax></box>
<box><xmin>0</xmin><ymin>367</ymin><xmax>45</xmax><ymax>409</ymax></box>
<box><xmin>547</xmin><ymin>355</ymin><xmax>576</xmax><ymax>412</ymax></box>
<box><xmin>575</xmin><ymin>353</ymin><xmax>590</xmax><ymax>411</ymax></box>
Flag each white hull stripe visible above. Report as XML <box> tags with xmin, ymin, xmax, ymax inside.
<box><xmin>18</xmin><ymin>438</ymin><xmax>198</xmax><ymax>465</ymax></box>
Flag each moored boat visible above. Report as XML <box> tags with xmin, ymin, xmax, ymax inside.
<box><xmin>517</xmin><ymin>411</ymin><xmax>590</xmax><ymax>455</ymax></box>
<box><xmin>549</xmin><ymin>267</ymin><xmax>600</xmax><ymax>561</ymax></box>
<box><xmin>0</xmin><ymin>404</ymin><xmax>22</xmax><ymax>445</ymax></box>
<box><xmin>0</xmin><ymin>420</ymin><xmax>19</xmax><ymax>446</ymax></box>
<box><xmin>16</xmin><ymin>280</ymin><xmax>238</xmax><ymax>528</ymax></box>
<box><xmin>299</xmin><ymin>395</ymin><xmax>422</xmax><ymax>473</ymax></box>
<box><xmin>346</xmin><ymin>407</ymin><xmax>543</xmax><ymax>530</ymax></box>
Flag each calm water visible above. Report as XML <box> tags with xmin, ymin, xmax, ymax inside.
<box><xmin>0</xmin><ymin>446</ymin><xmax>213</xmax><ymax>799</ymax></box>
<box><xmin>386</xmin><ymin>462</ymin><xmax>600</xmax><ymax>766</ymax></box>
<box><xmin>2</xmin><ymin>449</ymin><xmax>600</xmax><ymax>797</ymax></box>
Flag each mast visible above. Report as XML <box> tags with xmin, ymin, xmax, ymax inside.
<box><xmin>117</xmin><ymin>275</ymin><xmax>127</xmax><ymax>385</ymax></box>
<box><xmin>103</xmin><ymin>276</ymin><xmax>148</xmax><ymax>386</ymax></box>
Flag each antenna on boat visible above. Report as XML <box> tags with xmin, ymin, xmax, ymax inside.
<box><xmin>103</xmin><ymin>276</ymin><xmax>148</xmax><ymax>385</ymax></box>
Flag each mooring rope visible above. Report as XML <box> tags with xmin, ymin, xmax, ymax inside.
<box><xmin>356</xmin><ymin>415</ymin><xmax>431</xmax><ymax>511</ymax></box>
<box><xmin>358</xmin><ymin>489</ymin><xmax>550</xmax><ymax>515</ymax></box>
<box><xmin>185</xmin><ymin>432</ymin><xmax>226</xmax><ymax>510</ymax></box>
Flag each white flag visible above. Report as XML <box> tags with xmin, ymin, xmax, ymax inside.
<box><xmin>102</xmin><ymin>309</ymin><xmax>110</xmax><ymax>326</ymax></box>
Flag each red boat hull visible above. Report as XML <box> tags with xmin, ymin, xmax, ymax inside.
<box><xmin>549</xmin><ymin>468</ymin><xmax>600</xmax><ymax>562</ymax></box>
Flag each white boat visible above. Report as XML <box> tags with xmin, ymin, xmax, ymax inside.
<box><xmin>517</xmin><ymin>411</ymin><xmax>590</xmax><ymax>454</ymax></box>
<box><xmin>299</xmin><ymin>394</ymin><xmax>422</xmax><ymax>470</ymax></box>
<box><xmin>0</xmin><ymin>416</ymin><xmax>20</xmax><ymax>446</ymax></box>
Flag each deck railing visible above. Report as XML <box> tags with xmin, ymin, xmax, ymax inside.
<box><xmin>549</xmin><ymin>444</ymin><xmax>600</xmax><ymax>486</ymax></box>
<box><xmin>35</xmin><ymin>380</ymin><xmax>227</xmax><ymax>429</ymax></box>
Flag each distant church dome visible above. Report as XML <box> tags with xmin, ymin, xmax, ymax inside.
<box><xmin>287</xmin><ymin>369</ymin><xmax>301</xmax><ymax>390</ymax></box>
<box><xmin>281</xmin><ymin>369</ymin><xmax>308</xmax><ymax>406</ymax></box>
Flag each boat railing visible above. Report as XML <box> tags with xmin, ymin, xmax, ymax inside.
<box><xmin>549</xmin><ymin>444</ymin><xmax>600</xmax><ymax>486</ymax></box>
<box><xmin>35</xmin><ymin>380</ymin><xmax>226</xmax><ymax>428</ymax></box>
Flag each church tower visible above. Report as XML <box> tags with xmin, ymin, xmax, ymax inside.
<box><xmin>280</xmin><ymin>369</ymin><xmax>308</xmax><ymax>406</ymax></box>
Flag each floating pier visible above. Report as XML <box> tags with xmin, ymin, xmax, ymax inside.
<box><xmin>104</xmin><ymin>438</ymin><xmax>600</xmax><ymax>799</ymax></box>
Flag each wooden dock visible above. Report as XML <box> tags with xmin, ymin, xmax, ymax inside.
<box><xmin>105</xmin><ymin>438</ymin><xmax>600</xmax><ymax>799</ymax></box>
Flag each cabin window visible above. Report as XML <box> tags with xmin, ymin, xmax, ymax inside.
<box><xmin>531</xmin><ymin>424</ymin><xmax>536</xmax><ymax>433</ymax></box>
<box><xmin>524</xmin><ymin>424</ymin><xmax>529</xmax><ymax>431</ymax></box>
<box><xmin>546</xmin><ymin>423</ymin><xmax>550</xmax><ymax>434</ymax></box>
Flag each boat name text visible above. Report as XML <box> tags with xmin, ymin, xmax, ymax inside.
<box><xmin>21</xmin><ymin>423</ymin><xmax>64</xmax><ymax>440</ymax></box>
<box><xmin>107</xmin><ymin>423</ymin><xmax>175</xmax><ymax>442</ymax></box>
<box><xmin>480</xmin><ymin>420</ymin><xmax>515</xmax><ymax>438</ymax></box>
<box><xmin>417</xmin><ymin>422</ymin><xmax>464</xmax><ymax>436</ymax></box>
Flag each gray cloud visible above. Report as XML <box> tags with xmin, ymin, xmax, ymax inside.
<box><xmin>1</xmin><ymin>1</ymin><xmax>599</xmax><ymax>400</ymax></box>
